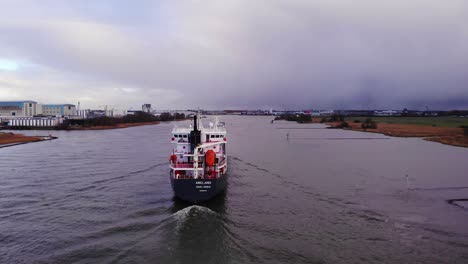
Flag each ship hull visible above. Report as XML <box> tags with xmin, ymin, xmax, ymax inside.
<box><xmin>170</xmin><ymin>175</ymin><xmax>228</xmax><ymax>203</ymax></box>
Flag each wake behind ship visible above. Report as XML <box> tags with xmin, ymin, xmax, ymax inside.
<box><xmin>169</xmin><ymin>115</ymin><xmax>228</xmax><ymax>203</ymax></box>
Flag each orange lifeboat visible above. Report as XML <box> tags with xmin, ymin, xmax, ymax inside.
<box><xmin>170</xmin><ymin>154</ymin><xmax>177</xmax><ymax>163</ymax></box>
<box><xmin>205</xmin><ymin>149</ymin><xmax>216</xmax><ymax>167</ymax></box>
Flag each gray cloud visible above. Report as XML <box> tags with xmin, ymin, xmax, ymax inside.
<box><xmin>0</xmin><ymin>0</ymin><xmax>467</xmax><ymax>110</ymax></box>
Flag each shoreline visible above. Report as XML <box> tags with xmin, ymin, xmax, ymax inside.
<box><xmin>69</xmin><ymin>121</ymin><xmax>161</xmax><ymax>130</ymax></box>
<box><xmin>325</xmin><ymin>121</ymin><xmax>468</xmax><ymax>148</ymax></box>
<box><xmin>0</xmin><ymin>120</ymin><xmax>171</xmax><ymax>148</ymax></box>
<box><xmin>0</xmin><ymin>132</ymin><xmax>57</xmax><ymax>148</ymax></box>
<box><xmin>0</xmin><ymin>121</ymin><xmax>162</xmax><ymax>131</ymax></box>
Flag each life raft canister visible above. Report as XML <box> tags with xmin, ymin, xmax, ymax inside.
<box><xmin>205</xmin><ymin>149</ymin><xmax>216</xmax><ymax>167</ymax></box>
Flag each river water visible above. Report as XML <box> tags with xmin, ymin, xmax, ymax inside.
<box><xmin>1</xmin><ymin>116</ymin><xmax>468</xmax><ymax>264</ymax></box>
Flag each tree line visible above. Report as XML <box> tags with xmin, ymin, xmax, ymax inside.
<box><xmin>61</xmin><ymin>112</ymin><xmax>186</xmax><ymax>128</ymax></box>
<box><xmin>275</xmin><ymin>114</ymin><xmax>312</xmax><ymax>123</ymax></box>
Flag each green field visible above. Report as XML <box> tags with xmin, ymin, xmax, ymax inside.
<box><xmin>345</xmin><ymin>116</ymin><xmax>468</xmax><ymax>128</ymax></box>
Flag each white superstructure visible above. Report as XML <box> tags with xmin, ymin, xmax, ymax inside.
<box><xmin>170</xmin><ymin>116</ymin><xmax>227</xmax><ymax>180</ymax></box>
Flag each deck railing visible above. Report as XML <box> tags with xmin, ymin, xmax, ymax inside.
<box><xmin>171</xmin><ymin>162</ymin><xmax>203</xmax><ymax>168</ymax></box>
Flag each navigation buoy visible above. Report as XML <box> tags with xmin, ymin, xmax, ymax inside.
<box><xmin>405</xmin><ymin>174</ymin><xmax>410</xmax><ymax>190</ymax></box>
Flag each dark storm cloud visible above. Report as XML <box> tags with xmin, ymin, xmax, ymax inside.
<box><xmin>0</xmin><ymin>0</ymin><xmax>467</xmax><ymax>109</ymax></box>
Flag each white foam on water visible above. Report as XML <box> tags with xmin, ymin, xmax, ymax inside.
<box><xmin>172</xmin><ymin>205</ymin><xmax>217</xmax><ymax>222</ymax></box>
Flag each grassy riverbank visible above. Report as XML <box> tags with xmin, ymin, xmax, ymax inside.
<box><xmin>326</xmin><ymin>116</ymin><xmax>468</xmax><ymax>148</ymax></box>
<box><xmin>274</xmin><ymin>114</ymin><xmax>468</xmax><ymax>147</ymax></box>
<box><xmin>0</xmin><ymin>132</ymin><xmax>44</xmax><ymax>145</ymax></box>
<box><xmin>345</xmin><ymin>116</ymin><xmax>468</xmax><ymax>128</ymax></box>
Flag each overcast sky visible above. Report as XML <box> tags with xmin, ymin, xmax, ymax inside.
<box><xmin>1</xmin><ymin>0</ymin><xmax>467</xmax><ymax>110</ymax></box>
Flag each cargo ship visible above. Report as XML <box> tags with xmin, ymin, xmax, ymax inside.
<box><xmin>169</xmin><ymin>115</ymin><xmax>227</xmax><ymax>203</ymax></box>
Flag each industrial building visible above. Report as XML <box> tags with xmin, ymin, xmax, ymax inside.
<box><xmin>373</xmin><ymin>110</ymin><xmax>400</xmax><ymax>116</ymax></box>
<box><xmin>0</xmin><ymin>101</ymin><xmax>76</xmax><ymax>117</ymax></box>
<box><xmin>142</xmin><ymin>104</ymin><xmax>152</xmax><ymax>113</ymax></box>
<box><xmin>0</xmin><ymin>101</ymin><xmax>39</xmax><ymax>117</ymax></box>
<box><xmin>41</xmin><ymin>104</ymin><xmax>76</xmax><ymax>116</ymax></box>
<box><xmin>0</xmin><ymin>100</ymin><xmax>77</xmax><ymax>128</ymax></box>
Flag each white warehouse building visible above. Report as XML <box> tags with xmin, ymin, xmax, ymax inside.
<box><xmin>8</xmin><ymin>117</ymin><xmax>63</xmax><ymax>127</ymax></box>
